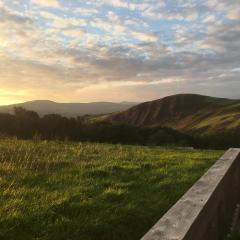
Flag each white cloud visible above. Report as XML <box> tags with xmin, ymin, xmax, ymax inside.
<box><xmin>90</xmin><ymin>18</ymin><xmax>127</xmax><ymax>36</ymax></box>
<box><xmin>39</xmin><ymin>11</ymin><xmax>87</xmax><ymax>28</ymax></box>
<box><xmin>107</xmin><ymin>11</ymin><xmax>120</xmax><ymax>22</ymax></box>
<box><xmin>107</xmin><ymin>0</ymin><xmax>128</xmax><ymax>8</ymax></box>
<box><xmin>132</xmin><ymin>32</ymin><xmax>159</xmax><ymax>42</ymax></box>
<box><xmin>226</xmin><ymin>7</ymin><xmax>240</xmax><ymax>20</ymax></box>
<box><xmin>74</xmin><ymin>8</ymin><xmax>98</xmax><ymax>16</ymax></box>
<box><xmin>142</xmin><ymin>1</ymin><xmax>198</xmax><ymax>21</ymax></box>
<box><xmin>62</xmin><ymin>28</ymin><xmax>85</xmax><ymax>38</ymax></box>
<box><xmin>202</xmin><ymin>15</ymin><xmax>216</xmax><ymax>23</ymax></box>
<box><xmin>32</xmin><ymin>0</ymin><xmax>61</xmax><ymax>8</ymax></box>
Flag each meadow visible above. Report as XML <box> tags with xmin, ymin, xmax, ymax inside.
<box><xmin>0</xmin><ymin>139</ymin><xmax>223</xmax><ymax>240</ymax></box>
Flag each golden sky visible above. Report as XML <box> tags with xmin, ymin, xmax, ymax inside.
<box><xmin>0</xmin><ymin>0</ymin><xmax>239</xmax><ymax>105</ymax></box>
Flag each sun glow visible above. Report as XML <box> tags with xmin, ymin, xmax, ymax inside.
<box><xmin>0</xmin><ymin>97</ymin><xmax>20</xmax><ymax>106</ymax></box>
<box><xmin>0</xmin><ymin>89</ymin><xmax>26</xmax><ymax>106</ymax></box>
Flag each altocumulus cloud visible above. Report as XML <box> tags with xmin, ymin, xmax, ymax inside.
<box><xmin>0</xmin><ymin>0</ymin><xmax>239</xmax><ymax>104</ymax></box>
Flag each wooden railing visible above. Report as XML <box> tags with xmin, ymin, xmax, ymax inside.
<box><xmin>141</xmin><ymin>148</ymin><xmax>240</xmax><ymax>240</ymax></box>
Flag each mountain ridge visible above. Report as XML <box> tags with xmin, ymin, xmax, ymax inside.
<box><xmin>0</xmin><ymin>100</ymin><xmax>138</xmax><ymax>117</ymax></box>
<box><xmin>108</xmin><ymin>94</ymin><xmax>240</xmax><ymax>135</ymax></box>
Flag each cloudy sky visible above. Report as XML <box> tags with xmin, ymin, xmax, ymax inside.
<box><xmin>0</xmin><ymin>0</ymin><xmax>239</xmax><ymax>104</ymax></box>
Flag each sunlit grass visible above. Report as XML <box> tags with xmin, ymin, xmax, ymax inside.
<box><xmin>192</xmin><ymin>113</ymin><xmax>240</xmax><ymax>131</ymax></box>
<box><xmin>0</xmin><ymin>139</ymin><xmax>223</xmax><ymax>240</ymax></box>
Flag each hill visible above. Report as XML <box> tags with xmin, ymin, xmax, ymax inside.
<box><xmin>0</xmin><ymin>100</ymin><xmax>137</xmax><ymax>117</ymax></box>
<box><xmin>109</xmin><ymin>94</ymin><xmax>240</xmax><ymax>135</ymax></box>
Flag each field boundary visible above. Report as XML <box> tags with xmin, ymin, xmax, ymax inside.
<box><xmin>141</xmin><ymin>148</ymin><xmax>240</xmax><ymax>240</ymax></box>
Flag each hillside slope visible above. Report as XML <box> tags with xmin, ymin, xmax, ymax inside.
<box><xmin>0</xmin><ymin>100</ymin><xmax>137</xmax><ymax>117</ymax></box>
<box><xmin>109</xmin><ymin>94</ymin><xmax>240</xmax><ymax>134</ymax></box>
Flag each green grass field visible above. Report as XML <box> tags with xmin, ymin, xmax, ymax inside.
<box><xmin>0</xmin><ymin>139</ymin><xmax>223</xmax><ymax>240</ymax></box>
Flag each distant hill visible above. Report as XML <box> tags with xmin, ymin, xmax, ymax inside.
<box><xmin>109</xmin><ymin>94</ymin><xmax>240</xmax><ymax>135</ymax></box>
<box><xmin>0</xmin><ymin>100</ymin><xmax>137</xmax><ymax>117</ymax></box>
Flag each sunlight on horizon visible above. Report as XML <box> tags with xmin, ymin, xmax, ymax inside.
<box><xmin>0</xmin><ymin>98</ymin><xmax>22</xmax><ymax>106</ymax></box>
<box><xmin>0</xmin><ymin>0</ymin><xmax>239</xmax><ymax>102</ymax></box>
<box><xmin>0</xmin><ymin>89</ymin><xmax>26</xmax><ymax>105</ymax></box>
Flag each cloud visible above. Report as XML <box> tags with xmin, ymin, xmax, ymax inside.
<box><xmin>31</xmin><ymin>0</ymin><xmax>61</xmax><ymax>8</ymax></box>
<box><xmin>132</xmin><ymin>32</ymin><xmax>159</xmax><ymax>42</ymax></box>
<box><xmin>142</xmin><ymin>1</ymin><xmax>198</xmax><ymax>21</ymax></box>
<box><xmin>203</xmin><ymin>0</ymin><xmax>240</xmax><ymax>20</ymax></box>
<box><xmin>62</xmin><ymin>28</ymin><xmax>85</xmax><ymax>38</ymax></box>
<box><xmin>0</xmin><ymin>6</ymin><xmax>33</xmax><ymax>25</ymax></box>
<box><xmin>90</xmin><ymin>17</ymin><xmax>127</xmax><ymax>36</ymax></box>
<box><xmin>202</xmin><ymin>15</ymin><xmax>216</xmax><ymax>23</ymax></box>
<box><xmin>74</xmin><ymin>8</ymin><xmax>98</xmax><ymax>16</ymax></box>
<box><xmin>39</xmin><ymin>11</ymin><xmax>87</xmax><ymax>28</ymax></box>
<box><xmin>226</xmin><ymin>7</ymin><xmax>240</xmax><ymax>20</ymax></box>
<box><xmin>90</xmin><ymin>0</ymin><xmax>149</xmax><ymax>10</ymax></box>
<box><xmin>106</xmin><ymin>0</ymin><xmax>128</xmax><ymax>8</ymax></box>
<box><xmin>0</xmin><ymin>0</ymin><xmax>239</xmax><ymax>103</ymax></box>
<box><xmin>205</xmin><ymin>21</ymin><xmax>240</xmax><ymax>53</ymax></box>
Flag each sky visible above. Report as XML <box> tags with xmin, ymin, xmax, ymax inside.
<box><xmin>0</xmin><ymin>0</ymin><xmax>239</xmax><ymax>104</ymax></box>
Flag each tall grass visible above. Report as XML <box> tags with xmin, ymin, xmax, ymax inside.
<box><xmin>0</xmin><ymin>139</ymin><xmax>223</xmax><ymax>240</ymax></box>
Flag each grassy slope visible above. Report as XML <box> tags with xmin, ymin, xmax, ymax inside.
<box><xmin>0</xmin><ymin>139</ymin><xmax>223</xmax><ymax>240</ymax></box>
<box><xmin>108</xmin><ymin>94</ymin><xmax>240</xmax><ymax>135</ymax></box>
<box><xmin>186</xmin><ymin>102</ymin><xmax>240</xmax><ymax>134</ymax></box>
<box><xmin>191</xmin><ymin>112</ymin><xmax>240</xmax><ymax>131</ymax></box>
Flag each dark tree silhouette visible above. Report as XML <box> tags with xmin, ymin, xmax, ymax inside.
<box><xmin>0</xmin><ymin>107</ymin><xmax>238</xmax><ymax>149</ymax></box>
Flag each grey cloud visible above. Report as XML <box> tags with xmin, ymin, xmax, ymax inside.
<box><xmin>142</xmin><ymin>0</ymin><xmax>198</xmax><ymax>21</ymax></box>
<box><xmin>0</xmin><ymin>6</ymin><xmax>33</xmax><ymax>24</ymax></box>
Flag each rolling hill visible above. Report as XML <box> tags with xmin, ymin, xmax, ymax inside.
<box><xmin>109</xmin><ymin>94</ymin><xmax>240</xmax><ymax>135</ymax></box>
<box><xmin>0</xmin><ymin>100</ymin><xmax>137</xmax><ymax>117</ymax></box>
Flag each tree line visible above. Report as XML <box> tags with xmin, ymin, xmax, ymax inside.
<box><xmin>0</xmin><ymin>107</ymin><xmax>239</xmax><ymax>149</ymax></box>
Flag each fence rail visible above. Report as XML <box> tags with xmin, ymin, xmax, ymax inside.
<box><xmin>141</xmin><ymin>148</ymin><xmax>240</xmax><ymax>240</ymax></box>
